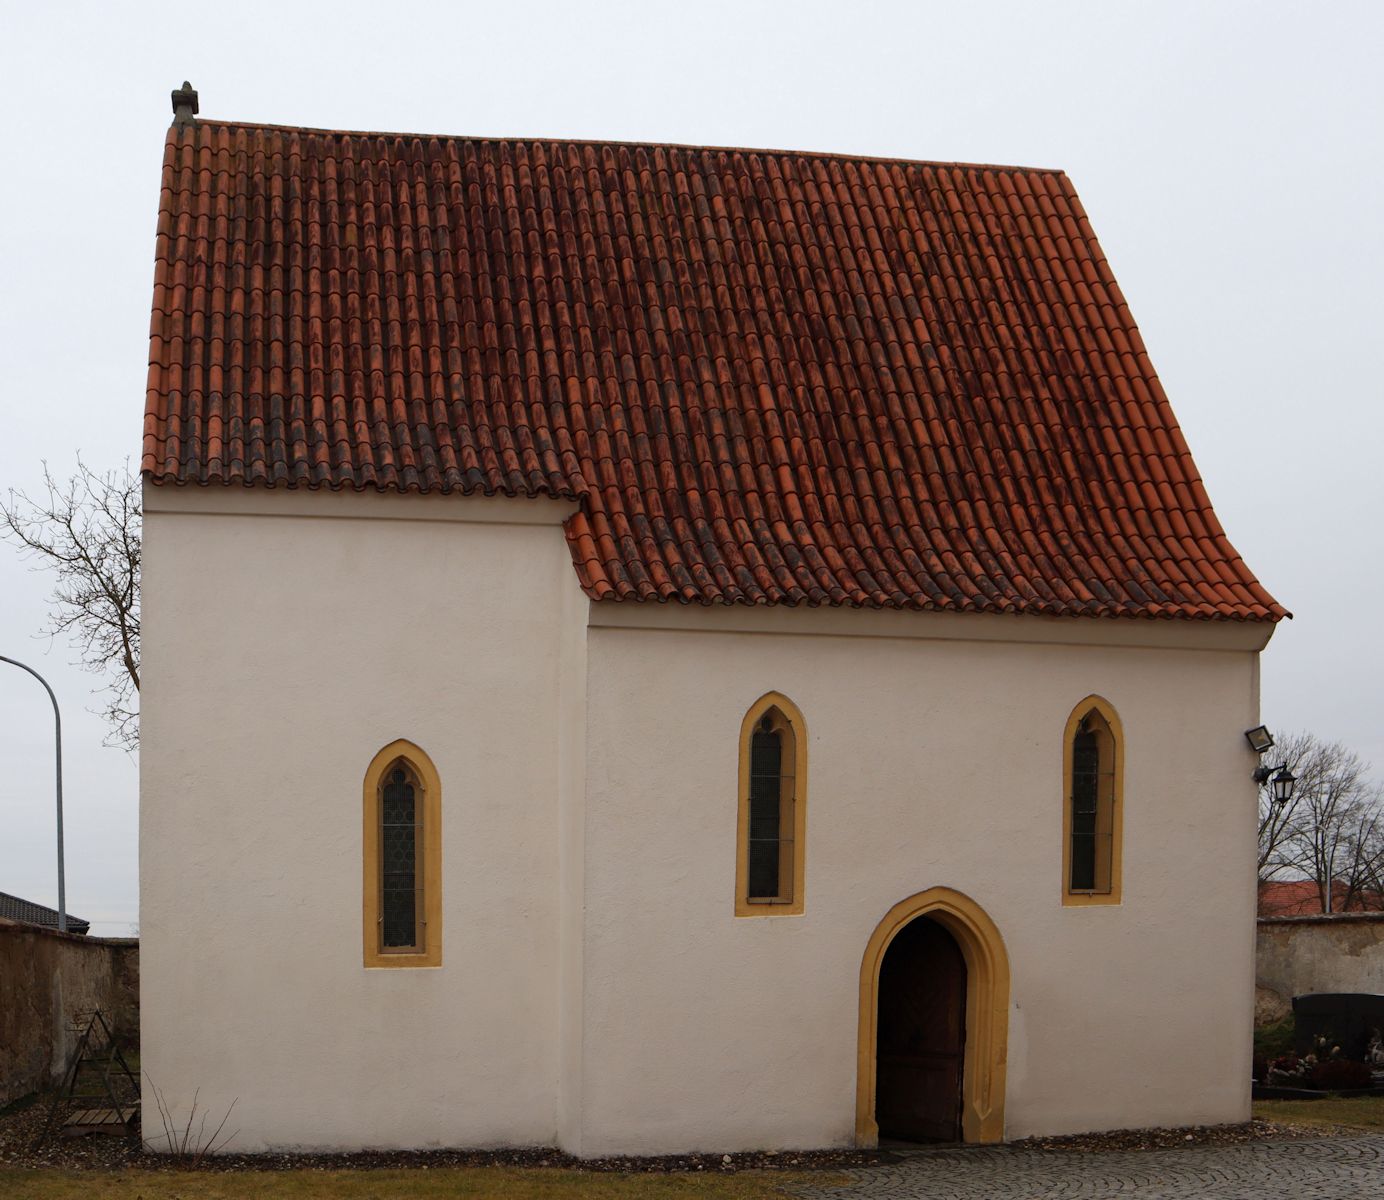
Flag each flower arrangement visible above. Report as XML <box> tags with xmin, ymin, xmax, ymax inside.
<box><xmin>1265</xmin><ymin>1051</ymin><xmax>1313</xmax><ymax>1086</ymax></box>
<box><xmin>1266</xmin><ymin>1034</ymin><xmax>1373</xmax><ymax>1090</ymax></box>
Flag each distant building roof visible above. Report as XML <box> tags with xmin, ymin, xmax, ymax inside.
<box><xmin>0</xmin><ymin>890</ymin><xmax>90</xmax><ymax>935</ymax></box>
<box><xmin>1258</xmin><ymin>879</ymin><xmax>1384</xmax><ymax>917</ymax></box>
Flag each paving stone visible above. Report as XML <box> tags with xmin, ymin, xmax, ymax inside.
<box><xmin>788</xmin><ymin>1136</ymin><xmax>1384</xmax><ymax>1199</ymax></box>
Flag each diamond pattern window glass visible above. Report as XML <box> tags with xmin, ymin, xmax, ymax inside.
<box><xmin>381</xmin><ymin>764</ymin><xmax>422</xmax><ymax>950</ymax></box>
<box><xmin>363</xmin><ymin>740</ymin><xmax>442</xmax><ymax>968</ymax></box>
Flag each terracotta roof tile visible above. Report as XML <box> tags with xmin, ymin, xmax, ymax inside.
<box><xmin>1258</xmin><ymin>880</ymin><xmax>1384</xmax><ymax>917</ymax></box>
<box><xmin>143</xmin><ymin>120</ymin><xmax>1286</xmax><ymax>621</ymax></box>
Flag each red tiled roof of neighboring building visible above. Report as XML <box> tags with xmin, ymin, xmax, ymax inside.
<box><xmin>143</xmin><ymin>118</ymin><xmax>1286</xmax><ymax>620</ymax></box>
<box><xmin>1258</xmin><ymin>880</ymin><xmax>1384</xmax><ymax>917</ymax></box>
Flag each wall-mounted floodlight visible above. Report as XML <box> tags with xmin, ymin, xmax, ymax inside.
<box><xmin>1244</xmin><ymin>726</ymin><xmax>1274</xmax><ymax>754</ymax></box>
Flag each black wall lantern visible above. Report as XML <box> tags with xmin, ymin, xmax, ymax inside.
<box><xmin>1267</xmin><ymin>766</ymin><xmax>1297</xmax><ymax>806</ymax></box>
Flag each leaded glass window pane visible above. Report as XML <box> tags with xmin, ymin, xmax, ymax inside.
<box><xmin>1070</xmin><ymin>729</ymin><xmax>1098</xmax><ymax>891</ymax></box>
<box><xmin>749</xmin><ymin>722</ymin><xmax>782</xmax><ymax>899</ymax></box>
<box><xmin>381</xmin><ymin>765</ymin><xmax>422</xmax><ymax>949</ymax></box>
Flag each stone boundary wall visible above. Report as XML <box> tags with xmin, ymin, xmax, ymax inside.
<box><xmin>0</xmin><ymin>917</ymin><xmax>139</xmax><ymax>1106</ymax></box>
<box><xmin>1256</xmin><ymin>913</ymin><xmax>1384</xmax><ymax>1023</ymax></box>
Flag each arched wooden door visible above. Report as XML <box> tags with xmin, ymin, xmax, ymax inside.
<box><xmin>875</xmin><ymin>916</ymin><xmax>967</xmax><ymax>1142</ymax></box>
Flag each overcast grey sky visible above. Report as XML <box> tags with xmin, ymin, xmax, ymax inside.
<box><xmin>1</xmin><ymin>1</ymin><xmax>1380</xmax><ymax>934</ymax></box>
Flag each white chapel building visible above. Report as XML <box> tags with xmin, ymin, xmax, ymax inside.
<box><xmin>139</xmin><ymin>89</ymin><xmax>1286</xmax><ymax>1155</ymax></box>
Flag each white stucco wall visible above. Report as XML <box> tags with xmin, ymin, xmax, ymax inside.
<box><xmin>571</xmin><ymin>607</ymin><xmax>1267</xmax><ymax>1154</ymax></box>
<box><xmin>140</xmin><ymin>486</ymin><xmax>582</xmax><ymax>1151</ymax></box>
<box><xmin>143</xmin><ymin>485</ymin><xmax>1272</xmax><ymax>1154</ymax></box>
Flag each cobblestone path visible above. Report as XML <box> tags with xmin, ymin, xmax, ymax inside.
<box><xmin>789</xmin><ymin>1136</ymin><xmax>1383</xmax><ymax>1199</ymax></box>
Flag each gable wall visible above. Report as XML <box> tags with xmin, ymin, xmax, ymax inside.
<box><xmin>574</xmin><ymin>614</ymin><xmax>1263</xmax><ymax>1153</ymax></box>
<box><xmin>139</xmin><ymin>486</ymin><xmax>584</xmax><ymax>1151</ymax></box>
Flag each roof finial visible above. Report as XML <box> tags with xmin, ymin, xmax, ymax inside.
<box><xmin>171</xmin><ymin>81</ymin><xmax>199</xmax><ymax>127</ymax></box>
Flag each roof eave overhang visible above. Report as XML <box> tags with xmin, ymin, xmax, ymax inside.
<box><xmin>141</xmin><ymin>478</ymin><xmax>581</xmax><ymax>527</ymax></box>
<box><xmin>586</xmin><ymin>596</ymin><xmax>1277</xmax><ymax>652</ymax></box>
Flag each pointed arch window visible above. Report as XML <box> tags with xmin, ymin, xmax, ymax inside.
<box><xmin>1062</xmin><ymin>697</ymin><xmax>1124</xmax><ymax>906</ymax></box>
<box><xmin>363</xmin><ymin>740</ymin><xmax>442</xmax><ymax>967</ymax></box>
<box><xmin>736</xmin><ymin>693</ymin><xmax>807</xmax><ymax>916</ymax></box>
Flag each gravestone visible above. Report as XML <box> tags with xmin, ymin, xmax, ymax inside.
<box><xmin>1293</xmin><ymin>993</ymin><xmax>1384</xmax><ymax>1061</ymax></box>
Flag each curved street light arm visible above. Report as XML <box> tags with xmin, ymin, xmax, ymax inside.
<box><xmin>0</xmin><ymin>654</ymin><xmax>65</xmax><ymax>932</ymax></box>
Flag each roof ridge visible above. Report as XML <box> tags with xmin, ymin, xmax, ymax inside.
<box><xmin>175</xmin><ymin>118</ymin><xmax>1070</xmax><ymax>178</ymax></box>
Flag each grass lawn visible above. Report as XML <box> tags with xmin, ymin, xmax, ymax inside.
<box><xmin>0</xmin><ymin>1167</ymin><xmax>817</xmax><ymax>1200</ymax></box>
<box><xmin>1255</xmin><ymin>1095</ymin><xmax>1384</xmax><ymax>1131</ymax></box>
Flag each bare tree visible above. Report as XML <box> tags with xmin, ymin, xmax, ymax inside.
<box><xmin>1292</xmin><ymin>742</ymin><xmax>1376</xmax><ymax>913</ymax></box>
<box><xmin>1256</xmin><ymin>725</ymin><xmax>1317</xmax><ymax>885</ymax></box>
<box><xmin>1257</xmin><ymin>729</ymin><xmax>1314</xmax><ymax>883</ymax></box>
<box><xmin>1</xmin><ymin>460</ymin><xmax>140</xmax><ymax>749</ymax></box>
<box><xmin>1258</xmin><ymin>730</ymin><xmax>1384</xmax><ymax>912</ymax></box>
<box><xmin>1337</xmin><ymin>803</ymin><xmax>1384</xmax><ymax>912</ymax></box>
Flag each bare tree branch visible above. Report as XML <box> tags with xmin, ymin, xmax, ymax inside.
<box><xmin>1258</xmin><ymin>730</ymin><xmax>1384</xmax><ymax>912</ymax></box>
<box><xmin>1</xmin><ymin>459</ymin><xmax>140</xmax><ymax>750</ymax></box>
<box><xmin>1258</xmin><ymin>729</ymin><xmax>1316</xmax><ymax>882</ymax></box>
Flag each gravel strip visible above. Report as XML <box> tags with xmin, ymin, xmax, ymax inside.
<box><xmin>0</xmin><ymin>1093</ymin><xmax>1354</xmax><ymax>1175</ymax></box>
<box><xmin>0</xmin><ymin>1094</ymin><xmax>873</xmax><ymax>1174</ymax></box>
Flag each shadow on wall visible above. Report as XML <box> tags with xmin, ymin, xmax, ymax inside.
<box><xmin>0</xmin><ymin>917</ymin><xmax>138</xmax><ymax>1106</ymax></box>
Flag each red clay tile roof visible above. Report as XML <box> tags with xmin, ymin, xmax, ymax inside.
<box><xmin>144</xmin><ymin>119</ymin><xmax>1285</xmax><ymax>621</ymax></box>
<box><xmin>1258</xmin><ymin>880</ymin><xmax>1384</xmax><ymax>917</ymax></box>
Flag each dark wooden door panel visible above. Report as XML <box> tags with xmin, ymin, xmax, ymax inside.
<box><xmin>876</xmin><ymin>917</ymin><xmax>966</xmax><ymax>1143</ymax></box>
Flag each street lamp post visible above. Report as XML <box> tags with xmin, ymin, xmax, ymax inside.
<box><xmin>0</xmin><ymin>654</ymin><xmax>66</xmax><ymax>932</ymax></box>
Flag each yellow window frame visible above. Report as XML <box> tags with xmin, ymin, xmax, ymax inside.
<box><xmin>363</xmin><ymin>739</ymin><xmax>443</xmax><ymax>967</ymax></box>
<box><xmin>735</xmin><ymin>692</ymin><xmax>807</xmax><ymax>917</ymax></box>
<box><xmin>1061</xmin><ymin>695</ymin><xmax>1124</xmax><ymax>906</ymax></box>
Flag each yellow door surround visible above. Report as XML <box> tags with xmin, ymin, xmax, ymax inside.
<box><xmin>855</xmin><ymin>887</ymin><xmax>1010</xmax><ymax>1145</ymax></box>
